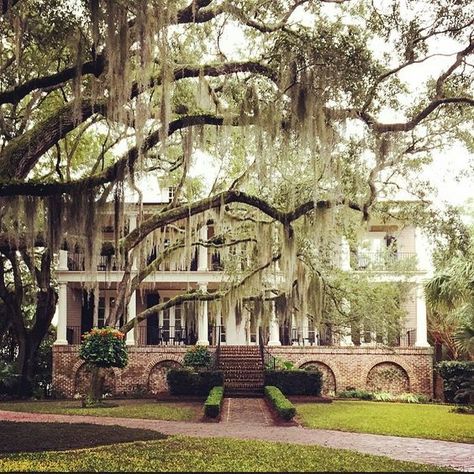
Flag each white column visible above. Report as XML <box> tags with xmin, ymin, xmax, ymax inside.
<box><xmin>198</xmin><ymin>225</ymin><xmax>208</xmax><ymax>271</ymax></box>
<box><xmin>126</xmin><ymin>290</ymin><xmax>136</xmax><ymax>346</ymax></box>
<box><xmin>54</xmin><ymin>283</ymin><xmax>68</xmax><ymax>345</ymax></box>
<box><xmin>302</xmin><ymin>314</ymin><xmax>309</xmax><ymax>345</ymax></box>
<box><xmin>267</xmin><ymin>301</ymin><xmax>281</xmax><ymax>346</ymax></box>
<box><xmin>415</xmin><ymin>227</ymin><xmax>433</xmax><ymax>276</ymax></box>
<box><xmin>197</xmin><ymin>284</ymin><xmax>209</xmax><ymax>345</ymax></box>
<box><xmin>58</xmin><ymin>250</ymin><xmax>68</xmax><ymax>271</ymax></box>
<box><xmin>340</xmin><ymin>237</ymin><xmax>351</xmax><ymax>271</ymax></box>
<box><xmin>415</xmin><ymin>282</ymin><xmax>429</xmax><ymax>347</ymax></box>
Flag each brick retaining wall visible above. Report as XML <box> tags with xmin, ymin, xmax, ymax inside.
<box><xmin>268</xmin><ymin>346</ymin><xmax>434</xmax><ymax>397</ymax></box>
<box><xmin>52</xmin><ymin>345</ymin><xmax>434</xmax><ymax>398</ymax></box>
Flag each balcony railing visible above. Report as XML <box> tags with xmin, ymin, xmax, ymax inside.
<box><xmin>351</xmin><ymin>251</ymin><xmax>417</xmax><ymax>271</ymax></box>
<box><xmin>67</xmin><ymin>254</ymin><xmax>124</xmax><ymax>271</ymax></box>
<box><xmin>66</xmin><ymin>252</ymin><xmax>223</xmax><ymax>272</ymax></box>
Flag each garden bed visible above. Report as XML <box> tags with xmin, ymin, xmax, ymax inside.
<box><xmin>0</xmin><ymin>421</ymin><xmax>165</xmax><ymax>453</ymax></box>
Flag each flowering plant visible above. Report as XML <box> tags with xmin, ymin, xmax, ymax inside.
<box><xmin>79</xmin><ymin>326</ymin><xmax>128</xmax><ymax>369</ymax></box>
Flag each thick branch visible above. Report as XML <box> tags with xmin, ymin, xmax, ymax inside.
<box><xmin>0</xmin><ymin>113</ymin><xmax>235</xmax><ymax>195</ymax></box>
<box><xmin>0</xmin><ymin>55</ymin><xmax>105</xmax><ymax>105</ymax></box>
<box><xmin>123</xmin><ymin>190</ymin><xmax>362</xmax><ymax>252</ymax></box>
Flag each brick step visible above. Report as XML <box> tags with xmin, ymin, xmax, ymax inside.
<box><xmin>225</xmin><ymin>384</ymin><xmax>264</xmax><ymax>391</ymax></box>
<box><xmin>224</xmin><ymin>374</ymin><xmax>264</xmax><ymax>380</ymax></box>
<box><xmin>220</xmin><ymin>366</ymin><xmax>263</xmax><ymax>371</ymax></box>
<box><xmin>221</xmin><ymin>369</ymin><xmax>264</xmax><ymax>374</ymax></box>
<box><xmin>224</xmin><ymin>390</ymin><xmax>264</xmax><ymax>398</ymax></box>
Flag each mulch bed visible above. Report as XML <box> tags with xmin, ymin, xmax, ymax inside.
<box><xmin>287</xmin><ymin>395</ymin><xmax>333</xmax><ymax>403</ymax></box>
<box><xmin>0</xmin><ymin>421</ymin><xmax>166</xmax><ymax>454</ymax></box>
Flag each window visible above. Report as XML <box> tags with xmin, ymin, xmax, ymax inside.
<box><xmin>96</xmin><ymin>295</ymin><xmax>118</xmax><ymax>328</ymax></box>
<box><xmin>98</xmin><ymin>297</ymin><xmax>106</xmax><ymax>328</ymax></box>
<box><xmin>168</xmin><ymin>187</ymin><xmax>175</xmax><ymax>203</ymax></box>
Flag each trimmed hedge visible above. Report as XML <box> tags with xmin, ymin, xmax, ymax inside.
<box><xmin>167</xmin><ymin>369</ymin><xmax>224</xmax><ymax>396</ymax></box>
<box><xmin>265</xmin><ymin>385</ymin><xmax>296</xmax><ymax>421</ymax></box>
<box><xmin>264</xmin><ymin>369</ymin><xmax>322</xmax><ymax>396</ymax></box>
<box><xmin>204</xmin><ymin>386</ymin><xmax>224</xmax><ymax>418</ymax></box>
<box><xmin>437</xmin><ymin>360</ymin><xmax>474</xmax><ymax>404</ymax></box>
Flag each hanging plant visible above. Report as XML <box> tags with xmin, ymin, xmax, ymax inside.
<box><xmin>79</xmin><ymin>327</ymin><xmax>128</xmax><ymax>406</ymax></box>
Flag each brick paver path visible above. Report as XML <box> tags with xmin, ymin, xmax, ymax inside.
<box><xmin>1</xmin><ymin>398</ymin><xmax>473</xmax><ymax>472</ymax></box>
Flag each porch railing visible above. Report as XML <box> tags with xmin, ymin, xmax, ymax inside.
<box><xmin>352</xmin><ymin>251</ymin><xmax>417</xmax><ymax>271</ymax></box>
<box><xmin>136</xmin><ymin>326</ymin><xmax>188</xmax><ymax>346</ymax></box>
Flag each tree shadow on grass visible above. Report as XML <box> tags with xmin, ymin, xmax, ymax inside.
<box><xmin>0</xmin><ymin>421</ymin><xmax>166</xmax><ymax>453</ymax></box>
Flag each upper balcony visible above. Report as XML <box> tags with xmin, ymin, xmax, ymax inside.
<box><xmin>351</xmin><ymin>250</ymin><xmax>418</xmax><ymax>272</ymax></box>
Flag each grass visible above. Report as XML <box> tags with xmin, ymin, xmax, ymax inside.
<box><xmin>0</xmin><ymin>431</ymin><xmax>453</xmax><ymax>472</ymax></box>
<box><xmin>296</xmin><ymin>400</ymin><xmax>474</xmax><ymax>443</ymax></box>
<box><xmin>0</xmin><ymin>399</ymin><xmax>202</xmax><ymax>422</ymax></box>
<box><xmin>0</xmin><ymin>421</ymin><xmax>165</xmax><ymax>453</ymax></box>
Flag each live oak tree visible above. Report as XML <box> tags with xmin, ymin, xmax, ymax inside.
<box><xmin>0</xmin><ymin>0</ymin><xmax>473</xmax><ymax>394</ymax></box>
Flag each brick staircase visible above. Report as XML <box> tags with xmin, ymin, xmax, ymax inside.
<box><xmin>217</xmin><ymin>346</ymin><xmax>264</xmax><ymax>397</ymax></box>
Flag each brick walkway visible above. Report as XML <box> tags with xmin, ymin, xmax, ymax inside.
<box><xmin>1</xmin><ymin>398</ymin><xmax>473</xmax><ymax>472</ymax></box>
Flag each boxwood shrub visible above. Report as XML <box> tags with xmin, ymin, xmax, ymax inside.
<box><xmin>167</xmin><ymin>369</ymin><xmax>224</xmax><ymax>396</ymax></box>
<box><xmin>265</xmin><ymin>385</ymin><xmax>296</xmax><ymax>421</ymax></box>
<box><xmin>437</xmin><ymin>360</ymin><xmax>474</xmax><ymax>404</ymax></box>
<box><xmin>264</xmin><ymin>369</ymin><xmax>322</xmax><ymax>396</ymax></box>
<box><xmin>204</xmin><ymin>386</ymin><xmax>224</xmax><ymax>418</ymax></box>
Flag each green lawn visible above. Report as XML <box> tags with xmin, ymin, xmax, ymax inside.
<box><xmin>296</xmin><ymin>400</ymin><xmax>474</xmax><ymax>443</ymax></box>
<box><xmin>0</xmin><ymin>435</ymin><xmax>453</xmax><ymax>472</ymax></box>
<box><xmin>0</xmin><ymin>399</ymin><xmax>202</xmax><ymax>422</ymax></box>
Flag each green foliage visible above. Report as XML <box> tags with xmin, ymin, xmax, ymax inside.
<box><xmin>396</xmin><ymin>393</ymin><xmax>429</xmax><ymax>404</ymax></box>
<box><xmin>0</xmin><ymin>434</ymin><xmax>447</xmax><ymax>472</ymax></box>
<box><xmin>183</xmin><ymin>346</ymin><xmax>213</xmax><ymax>371</ymax></box>
<box><xmin>272</xmin><ymin>357</ymin><xmax>295</xmax><ymax>370</ymax></box>
<box><xmin>79</xmin><ymin>327</ymin><xmax>128</xmax><ymax>369</ymax></box>
<box><xmin>264</xmin><ymin>385</ymin><xmax>296</xmax><ymax>421</ymax></box>
<box><xmin>449</xmin><ymin>405</ymin><xmax>474</xmax><ymax>414</ymax></box>
<box><xmin>372</xmin><ymin>391</ymin><xmax>393</xmax><ymax>402</ymax></box>
<box><xmin>0</xmin><ymin>400</ymin><xmax>200</xmax><ymax>422</ymax></box>
<box><xmin>337</xmin><ymin>389</ymin><xmax>374</xmax><ymax>400</ymax></box>
<box><xmin>264</xmin><ymin>369</ymin><xmax>322</xmax><ymax>396</ymax></box>
<box><xmin>204</xmin><ymin>386</ymin><xmax>224</xmax><ymax>418</ymax></box>
<box><xmin>337</xmin><ymin>389</ymin><xmax>428</xmax><ymax>404</ymax></box>
<box><xmin>297</xmin><ymin>400</ymin><xmax>474</xmax><ymax>443</ymax></box>
<box><xmin>437</xmin><ymin>360</ymin><xmax>474</xmax><ymax>404</ymax></box>
<box><xmin>166</xmin><ymin>369</ymin><xmax>223</xmax><ymax>396</ymax></box>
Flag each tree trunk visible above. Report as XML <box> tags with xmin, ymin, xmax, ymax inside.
<box><xmin>15</xmin><ymin>333</ymin><xmax>40</xmax><ymax>397</ymax></box>
<box><xmin>86</xmin><ymin>365</ymin><xmax>105</xmax><ymax>405</ymax></box>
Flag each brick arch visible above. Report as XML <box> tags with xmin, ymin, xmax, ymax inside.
<box><xmin>147</xmin><ymin>360</ymin><xmax>183</xmax><ymax>395</ymax></box>
<box><xmin>299</xmin><ymin>361</ymin><xmax>336</xmax><ymax>396</ymax></box>
<box><xmin>294</xmin><ymin>355</ymin><xmax>344</xmax><ymax>386</ymax></box>
<box><xmin>143</xmin><ymin>353</ymin><xmax>185</xmax><ymax>378</ymax></box>
<box><xmin>366</xmin><ymin>361</ymin><xmax>410</xmax><ymax>394</ymax></box>
<box><xmin>73</xmin><ymin>362</ymin><xmax>119</xmax><ymax>396</ymax></box>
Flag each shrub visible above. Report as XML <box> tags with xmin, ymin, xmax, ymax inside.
<box><xmin>395</xmin><ymin>392</ymin><xmax>429</xmax><ymax>404</ymax></box>
<box><xmin>337</xmin><ymin>389</ymin><xmax>374</xmax><ymax>400</ymax></box>
<box><xmin>79</xmin><ymin>327</ymin><xmax>128</xmax><ymax>404</ymax></box>
<box><xmin>167</xmin><ymin>369</ymin><xmax>223</xmax><ymax>396</ymax></box>
<box><xmin>79</xmin><ymin>327</ymin><xmax>128</xmax><ymax>369</ymax></box>
<box><xmin>265</xmin><ymin>385</ymin><xmax>296</xmax><ymax>421</ymax></box>
<box><xmin>264</xmin><ymin>369</ymin><xmax>322</xmax><ymax>396</ymax></box>
<box><xmin>372</xmin><ymin>391</ymin><xmax>394</xmax><ymax>402</ymax></box>
<box><xmin>437</xmin><ymin>360</ymin><xmax>474</xmax><ymax>404</ymax></box>
<box><xmin>183</xmin><ymin>346</ymin><xmax>213</xmax><ymax>371</ymax></box>
<box><xmin>204</xmin><ymin>386</ymin><xmax>224</xmax><ymax>418</ymax></box>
